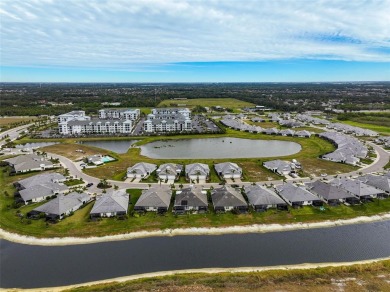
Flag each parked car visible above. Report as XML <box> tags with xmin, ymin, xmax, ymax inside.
<box><xmin>86</xmin><ymin>183</ymin><xmax>93</xmax><ymax>187</ymax></box>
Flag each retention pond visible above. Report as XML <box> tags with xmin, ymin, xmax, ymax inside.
<box><xmin>140</xmin><ymin>137</ymin><xmax>301</xmax><ymax>159</ymax></box>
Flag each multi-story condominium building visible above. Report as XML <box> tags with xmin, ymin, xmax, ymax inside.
<box><xmin>57</xmin><ymin>111</ymin><xmax>90</xmax><ymax>123</ymax></box>
<box><xmin>58</xmin><ymin>109</ymin><xmax>137</xmax><ymax>135</ymax></box>
<box><xmin>150</xmin><ymin>108</ymin><xmax>191</xmax><ymax>118</ymax></box>
<box><xmin>98</xmin><ymin>109</ymin><xmax>140</xmax><ymax>121</ymax></box>
<box><xmin>61</xmin><ymin>119</ymin><xmax>133</xmax><ymax>135</ymax></box>
<box><xmin>143</xmin><ymin>108</ymin><xmax>192</xmax><ymax>133</ymax></box>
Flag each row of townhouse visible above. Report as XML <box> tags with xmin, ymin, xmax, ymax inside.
<box><xmin>327</xmin><ymin>122</ymin><xmax>378</xmax><ymax>137</ymax></box>
<box><xmin>126</xmin><ymin>162</ymin><xmax>243</xmax><ymax>181</ymax></box>
<box><xmin>276</xmin><ymin>173</ymin><xmax>390</xmax><ymax>208</ymax></box>
<box><xmin>294</xmin><ymin>114</ymin><xmax>330</xmax><ymax>125</ymax></box>
<box><xmin>319</xmin><ymin>132</ymin><xmax>368</xmax><ymax>165</ymax></box>
<box><xmin>58</xmin><ymin>109</ymin><xmax>140</xmax><ymax>135</ymax></box>
<box><xmin>221</xmin><ymin>116</ymin><xmax>311</xmax><ymax>137</ymax></box>
<box><xmin>94</xmin><ymin>172</ymin><xmax>390</xmax><ymax>217</ymax></box>
<box><xmin>143</xmin><ymin>108</ymin><xmax>192</xmax><ymax>133</ymax></box>
<box><xmin>23</xmin><ymin>171</ymin><xmax>390</xmax><ymax>220</ymax></box>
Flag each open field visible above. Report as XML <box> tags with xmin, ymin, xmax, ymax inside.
<box><xmin>158</xmin><ymin>98</ymin><xmax>255</xmax><ymax>109</ymax></box>
<box><xmin>338</xmin><ymin>120</ymin><xmax>390</xmax><ymax>135</ymax></box>
<box><xmin>43</xmin><ymin>143</ymin><xmax>114</xmax><ymax>161</ymax></box>
<box><xmin>0</xmin><ymin>116</ymin><xmax>37</xmax><ymax>128</ymax></box>
<box><xmin>2</xmin><ymin>168</ymin><xmax>390</xmax><ymax>238</ymax></box>
<box><xmin>66</xmin><ymin>260</ymin><xmax>390</xmax><ymax>292</ymax></box>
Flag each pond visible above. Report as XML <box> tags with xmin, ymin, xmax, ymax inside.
<box><xmin>15</xmin><ymin>142</ymin><xmax>58</xmax><ymax>149</ymax></box>
<box><xmin>1</xmin><ymin>220</ymin><xmax>390</xmax><ymax>288</ymax></box>
<box><xmin>79</xmin><ymin>140</ymin><xmax>139</xmax><ymax>154</ymax></box>
<box><xmin>140</xmin><ymin>137</ymin><xmax>301</xmax><ymax>159</ymax></box>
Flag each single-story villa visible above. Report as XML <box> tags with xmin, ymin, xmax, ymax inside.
<box><xmin>294</xmin><ymin>130</ymin><xmax>311</xmax><ymax>138</ymax></box>
<box><xmin>211</xmin><ymin>186</ymin><xmax>248</xmax><ymax>213</ymax></box>
<box><xmin>357</xmin><ymin>174</ymin><xmax>390</xmax><ymax>197</ymax></box>
<box><xmin>4</xmin><ymin>154</ymin><xmax>55</xmax><ymax>174</ymax></box>
<box><xmin>244</xmin><ymin>184</ymin><xmax>287</xmax><ymax>211</ymax></box>
<box><xmin>126</xmin><ymin>162</ymin><xmax>157</xmax><ymax>179</ymax></box>
<box><xmin>27</xmin><ymin>192</ymin><xmax>90</xmax><ymax>221</ymax></box>
<box><xmin>331</xmin><ymin>178</ymin><xmax>383</xmax><ymax>201</ymax></box>
<box><xmin>185</xmin><ymin>163</ymin><xmax>210</xmax><ymax>182</ymax></box>
<box><xmin>90</xmin><ymin>189</ymin><xmax>129</xmax><ymax>218</ymax></box>
<box><xmin>306</xmin><ymin>180</ymin><xmax>357</xmax><ymax>205</ymax></box>
<box><xmin>214</xmin><ymin>162</ymin><xmax>242</xmax><ymax>179</ymax></box>
<box><xmin>279</xmin><ymin>129</ymin><xmax>295</xmax><ymax>136</ymax></box>
<box><xmin>14</xmin><ymin>173</ymin><xmax>69</xmax><ymax>205</ymax></box>
<box><xmin>134</xmin><ymin>186</ymin><xmax>172</xmax><ymax>213</ymax></box>
<box><xmin>173</xmin><ymin>185</ymin><xmax>208</xmax><ymax>214</ymax></box>
<box><xmin>263</xmin><ymin>160</ymin><xmax>294</xmax><ymax>176</ymax></box>
<box><xmin>156</xmin><ymin>163</ymin><xmax>183</xmax><ymax>181</ymax></box>
<box><xmin>275</xmin><ymin>183</ymin><xmax>322</xmax><ymax>207</ymax></box>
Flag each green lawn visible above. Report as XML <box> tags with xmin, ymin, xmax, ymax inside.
<box><xmin>337</xmin><ymin>120</ymin><xmax>390</xmax><ymax>135</ymax></box>
<box><xmin>157</xmin><ymin>98</ymin><xmax>255</xmax><ymax>109</ymax></box>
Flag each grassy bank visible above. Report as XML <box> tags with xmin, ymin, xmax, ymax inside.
<box><xmin>66</xmin><ymin>260</ymin><xmax>390</xmax><ymax>291</ymax></box>
<box><xmin>1</xmin><ymin>169</ymin><xmax>390</xmax><ymax>238</ymax></box>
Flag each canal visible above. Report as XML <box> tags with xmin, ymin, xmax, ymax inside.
<box><xmin>1</xmin><ymin>220</ymin><xmax>390</xmax><ymax>288</ymax></box>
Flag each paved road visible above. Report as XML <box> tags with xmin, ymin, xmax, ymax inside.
<box><xmin>0</xmin><ymin>124</ymin><xmax>33</xmax><ymax>147</ymax></box>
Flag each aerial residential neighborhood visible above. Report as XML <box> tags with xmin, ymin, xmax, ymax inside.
<box><xmin>1</xmin><ymin>0</ymin><xmax>390</xmax><ymax>290</ymax></box>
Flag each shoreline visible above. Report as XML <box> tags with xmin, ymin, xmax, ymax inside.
<box><xmin>4</xmin><ymin>257</ymin><xmax>390</xmax><ymax>292</ymax></box>
<box><xmin>1</xmin><ymin>212</ymin><xmax>390</xmax><ymax>246</ymax></box>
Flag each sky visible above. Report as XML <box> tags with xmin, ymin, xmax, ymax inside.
<box><xmin>1</xmin><ymin>0</ymin><xmax>389</xmax><ymax>82</ymax></box>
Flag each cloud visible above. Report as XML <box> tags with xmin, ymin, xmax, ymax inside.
<box><xmin>1</xmin><ymin>0</ymin><xmax>389</xmax><ymax>69</ymax></box>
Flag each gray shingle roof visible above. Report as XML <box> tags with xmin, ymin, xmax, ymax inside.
<box><xmin>19</xmin><ymin>182</ymin><xmax>68</xmax><ymax>201</ymax></box>
<box><xmin>214</xmin><ymin>162</ymin><xmax>242</xmax><ymax>176</ymax></box>
<box><xmin>90</xmin><ymin>189</ymin><xmax>129</xmax><ymax>214</ymax></box>
<box><xmin>357</xmin><ymin>174</ymin><xmax>390</xmax><ymax>193</ymax></box>
<box><xmin>211</xmin><ymin>186</ymin><xmax>247</xmax><ymax>207</ymax></box>
<box><xmin>331</xmin><ymin>178</ymin><xmax>383</xmax><ymax>198</ymax></box>
<box><xmin>4</xmin><ymin>154</ymin><xmax>53</xmax><ymax>172</ymax></box>
<box><xmin>17</xmin><ymin>173</ymin><xmax>66</xmax><ymax>189</ymax></box>
<box><xmin>127</xmin><ymin>162</ymin><xmax>157</xmax><ymax>176</ymax></box>
<box><xmin>185</xmin><ymin>163</ymin><xmax>210</xmax><ymax>176</ymax></box>
<box><xmin>33</xmin><ymin>192</ymin><xmax>90</xmax><ymax>216</ymax></box>
<box><xmin>174</xmin><ymin>186</ymin><xmax>208</xmax><ymax>207</ymax></box>
<box><xmin>306</xmin><ymin>180</ymin><xmax>354</xmax><ymax>200</ymax></box>
<box><xmin>157</xmin><ymin>163</ymin><xmax>183</xmax><ymax>176</ymax></box>
<box><xmin>244</xmin><ymin>184</ymin><xmax>285</xmax><ymax>206</ymax></box>
<box><xmin>135</xmin><ymin>186</ymin><xmax>172</xmax><ymax>208</ymax></box>
<box><xmin>276</xmin><ymin>183</ymin><xmax>319</xmax><ymax>203</ymax></box>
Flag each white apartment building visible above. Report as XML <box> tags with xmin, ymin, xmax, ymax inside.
<box><xmin>62</xmin><ymin>119</ymin><xmax>133</xmax><ymax>135</ymax></box>
<box><xmin>58</xmin><ymin>109</ymin><xmax>137</xmax><ymax>135</ymax></box>
<box><xmin>151</xmin><ymin>108</ymin><xmax>191</xmax><ymax>118</ymax></box>
<box><xmin>57</xmin><ymin>111</ymin><xmax>90</xmax><ymax>123</ymax></box>
<box><xmin>143</xmin><ymin>118</ymin><xmax>192</xmax><ymax>133</ymax></box>
<box><xmin>98</xmin><ymin>109</ymin><xmax>140</xmax><ymax>121</ymax></box>
<box><xmin>143</xmin><ymin>108</ymin><xmax>192</xmax><ymax>133</ymax></box>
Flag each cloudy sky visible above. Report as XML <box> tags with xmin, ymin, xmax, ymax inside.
<box><xmin>1</xmin><ymin>0</ymin><xmax>389</xmax><ymax>82</ymax></box>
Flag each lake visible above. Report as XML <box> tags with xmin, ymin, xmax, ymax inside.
<box><xmin>15</xmin><ymin>142</ymin><xmax>58</xmax><ymax>149</ymax></box>
<box><xmin>79</xmin><ymin>140</ymin><xmax>139</xmax><ymax>154</ymax></box>
<box><xmin>2</xmin><ymin>220</ymin><xmax>390</xmax><ymax>288</ymax></box>
<box><xmin>140</xmin><ymin>137</ymin><xmax>301</xmax><ymax>159</ymax></box>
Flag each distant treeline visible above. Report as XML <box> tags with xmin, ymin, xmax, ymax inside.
<box><xmin>0</xmin><ymin>82</ymin><xmax>389</xmax><ymax>116</ymax></box>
